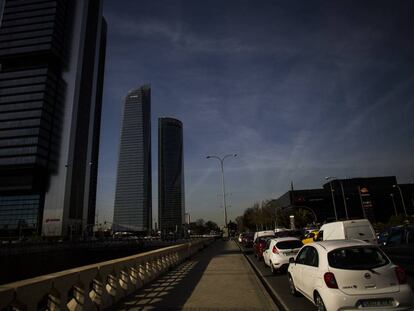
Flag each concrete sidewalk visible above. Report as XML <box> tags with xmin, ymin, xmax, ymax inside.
<box><xmin>113</xmin><ymin>239</ymin><xmax>278</xmax><ymax>311</ymax></box>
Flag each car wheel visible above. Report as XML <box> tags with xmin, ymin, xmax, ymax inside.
<box><xmin>288</xmin><ymin>274</ymin><xmax>299</xmax><ymax>296</ymax></box>
<box><xmin>315</xmin><ymin>293</ymin><xmax>326</xmax><ymax>311</ymax></box>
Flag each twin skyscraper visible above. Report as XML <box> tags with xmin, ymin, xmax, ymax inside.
<box><xmin>113</xmin><ymin>85</ymin><xmax>185</xmax><ymax>234</ymax></box>
<box><xmin>0</xmin><ymin>0</ymin><xmax>182</xmax><ymax>238</ymax></box>
<box><xmin>0</xmin><ymin>0</ymin><xmax>106</xmax><ymax>238</ymax></box>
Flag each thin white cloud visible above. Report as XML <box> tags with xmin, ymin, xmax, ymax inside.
<box><xmin>107</xmin><ymin>13</ymin><xmax>257</xmax><ymax>54</ymax></box>
<box><xmin>338</xmin><ymin>75</ymin><xmax>414</xmax><ymax>140</ymax></box>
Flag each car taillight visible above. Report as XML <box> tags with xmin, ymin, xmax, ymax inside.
<box><xmin>272</xmin><ymin>246</ymin><xmax>279</xmax><ymax>254</ymax></box>
<box><xmin>395</xmin><ymin>266</ymin><xmax>407</xmax><ymax>284</ymax></box>
<box><xmin>324</xmin><ymin>272</ymin><xmax>338</xmax><ymax>289</ymax></box>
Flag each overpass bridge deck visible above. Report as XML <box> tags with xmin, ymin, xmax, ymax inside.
<box><xmin>113</xmin><ymin>240</ymin><xmax>277</xmax><ymax>311</ymax></box>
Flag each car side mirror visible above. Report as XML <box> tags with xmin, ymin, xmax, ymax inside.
<box><xmin>289</xmin><ymin>257</ymin><xmax>295</xmax><ymax>264</ymax></box>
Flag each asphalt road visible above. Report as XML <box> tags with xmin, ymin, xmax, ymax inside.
<box><xmin>239</xmin><ymin>244</ymin><xmax>414</xmax><ymax>311</ymax></box>
<box><xmin>240</xmin><ymin>245</ymin><xmax>317</xmax><ymax>311</ymax></box>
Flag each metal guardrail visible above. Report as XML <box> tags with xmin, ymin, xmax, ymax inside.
<box><xmin>0</xmin><ymin>238</ymin><xmax>214</xmax><ymax>310</ymax></box>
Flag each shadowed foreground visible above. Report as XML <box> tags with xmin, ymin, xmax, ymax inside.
<box><xmin>113</xmin><ymin>240</ymin><xmax>277</xmax><ymax>311</ymax></box>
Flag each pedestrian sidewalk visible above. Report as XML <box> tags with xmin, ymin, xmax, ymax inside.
<box><xmin>113</xmin><ymin>239</ymin><xmax>277</xmax><ymax>311</ymax></box>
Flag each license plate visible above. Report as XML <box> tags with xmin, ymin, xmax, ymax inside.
<box><xmin>357</xmin><ymin>298</ymin><xmax>394</xmax><ymax>308</ymax></box>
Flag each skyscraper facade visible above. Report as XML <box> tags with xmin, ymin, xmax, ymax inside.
<box><xmin>158</xmin><ymin>117</ymin><xmax>185</xmax><ymax>233</ymax></box>
<box><xmin>0</xmin><ymin>0</ymin><xmax>107</xmax><ymax>237</ymax></box>
<box><xmin>113</xmin><ymin>85</ymin><xmax>152</xmax><ymax>232</ymax></box>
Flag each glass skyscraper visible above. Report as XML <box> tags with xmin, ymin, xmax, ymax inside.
<box><xmin>0</xmin><ymin>0</ymin><xmax>107</xmax><ymax>237</ymax></box>
<box><xmin>113</xmin><ymin>85</ymin><xmax>152</xmax><ymax>232</ymax></box>
<box><xmin>158</xmin><ymin>117</ymin><xmax>185</xmax><ymax>233</ymax></box>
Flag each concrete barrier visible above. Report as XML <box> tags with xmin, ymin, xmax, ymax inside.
<box><xmin>0</xmin><ymin>238</ymin><xmax>213</xmax><ymax>310</ymax></box>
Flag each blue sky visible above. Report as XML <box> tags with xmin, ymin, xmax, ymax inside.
<box><xmin>96</xmin><ymin>0</ymin><xmax>414</xmax><ymax>226</ymax></box>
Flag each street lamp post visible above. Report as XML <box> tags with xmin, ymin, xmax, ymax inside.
<box><xmin>339</xmin><ymin>181</ymin><xmax>349</xmax><ymax>219</ymax></box>
<box><xmin>206</xmin><ymin>154</ymin><xmax>237</xmax><ymax>237</ymax></box>
<box><xmin>390</xmin><ymin>193</ymin><xmax>398</xmax><ymax>216</ymax></box>
<box><xmin>393</xmin><ymin>185</ymin><xmax>407</xmax><ymax>216</ymax></box>
<box><xmin>325</xmin><ymin>176</ymin><xmax>338</xmax><ymax>221</ymax></box>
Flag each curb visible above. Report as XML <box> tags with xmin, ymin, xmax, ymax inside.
<box><xmin>235</xmin><ymin>241</ymin><xmax>290</xmax><ymax>311</ymax></box>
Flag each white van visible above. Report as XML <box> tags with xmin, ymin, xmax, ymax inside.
<box><xmin>318</xmin><ymin>219</ymin><xmax>377</xmax><ymax>244</ymax></box>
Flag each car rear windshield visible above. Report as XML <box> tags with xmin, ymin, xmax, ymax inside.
<box><xmin>260</xmin><ymin>235</ymin><xmax>275</xmax><ymax>240</ymax></box>
<box><xmin>328</xmin><ymin>247</ymin><xmax>390</xmax><ymax>270</ymax></box>
<box><xmin>276</xmin><ymin>240</ymin><xmax>303</xmax><ymax>249</ymax></box>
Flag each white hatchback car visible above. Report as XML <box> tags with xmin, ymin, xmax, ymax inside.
<box><xmin>263</xmin><ymin>237</ymin><xmax>303</xmax><ymax>273</ymax></box>
<box><xmin>287</xmin><ymin>240</ymin><xmax>414</xmax><ymax>311</ymax></box>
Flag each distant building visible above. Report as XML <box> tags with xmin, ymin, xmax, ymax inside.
<box><xmin>158</xmin><ymin>117</ymin><xmax>185</xmax><ymax>233</ymax></box>
<box><xmin>276</xmin><ymin>176</ymin><xmax>414</xmax><ymax>224</ymax></box>
<box><xmin>0</xmin><ymin>0</ymin><xmax>107</xmax><ymax>237</ymax></box>
<box><xmin>276</xmin><ymin>189</ymin><xmax>331</xmax><ymax>223</ymax></box>
<box><xmin>113</xmin><ymin>85</ymin><xmax>152</xmax><ymax>232</ymax></box>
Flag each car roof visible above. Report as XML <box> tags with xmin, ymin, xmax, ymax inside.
<box><xmin>270</xmin><ymin>237</ymin><xmax>301</xmax><ymax>242</ymax></box>
<box><xmin>312</xmin><ymin>239</ymin><xmax>373</xmax><ymax>251</ymax></box>
<box><xmin>256</xmin><ymin>230</ymin><xmax>275</xmax><ymax>234</ymax></box>
<box><xmin>258</xmin><ymin>235</ymin><xmax>274</xmax><ymax>239</ymax></box>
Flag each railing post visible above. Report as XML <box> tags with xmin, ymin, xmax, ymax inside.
<box><xmin>66</xmin><ymin>282</ymin><xmax>90</xmax><ymax>311</ymax></box>
<box><xmin>152</xmin><ymin>256</ymin><xmax>160</xmax><ymax>279</ymax></box>
<box><xmin>89</xmin><ymin>276</ymin><xmax>105</xmax><ymax>309</ymax></box>
<box><xmin>138</xmin><ymin>262</ymin><xmax>148</xmax><ymax>285</ymax></box>
<box><xmin>129</xmin><ymin>264</ymin><xmax>143</xmax><ymax>290</ymax></box>
<box><xmin>166</xmin><ymin>252</ymin><xmax>173</xmax><ymax>268</ymax></box>
<box><xmin>119</xmin><ymin>267</ymin><xmax>133</xmax><ymax>296</ymax></box>
<box><xmin>105</xmin><ymin>273</ymin><xmax>118</xmax><ymax>303</ymax></box>
<box><xmin>161</xmin><ymin>253</ymin><xmax>168</xmax><ymax>271</ymax></box>
<box><xmin>47</xmin><ymin>287</ymin><xmax>63</xmax><ymax>311</ymax></box>
<box><xmin>145</xmin><ymin>259</ymin><xmax>153</xmax><ymax>282</ymax></box>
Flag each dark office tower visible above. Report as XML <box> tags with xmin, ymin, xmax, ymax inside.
<box><xmin>0</xmin><ymin>0</ymin><xmax>107</xmax><ymax>237</ymax></box>
<box><xmin>158</xmin><ymin>117</ymin><xmax>185</xmax><ymax>233</ymax></box>
<box><xmin>113</xmin><ymin>85</ymin><xmax>152</xmax><ymax>233</ymax></box>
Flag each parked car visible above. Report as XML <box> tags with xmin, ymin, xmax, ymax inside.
<box><xmin>379</xmin><ymin>225</ymin><xmax>414</xmax><ymax>247</ymax></box>
<box><xmin>254</xmin><ymin>235</ymin><xmax>275</xmax><ymax>260</ymax></box>
<box><xmin>380</xmin><ymin>225</ymin><xmax>414</xmax><ymax>275</ymax></box>
<box><xmin>274</xmin><ymin>227</ymin><xmax>289</xmax><ymax>233</ymax></box>
<box><xmin>274</xmin><ymin>229</ymin><xmax>304</xmax><ymax>239</ymax></box>
<box><xmin>318</xmin><ymin>219</ymin><xmax>377</xmax><ymax>244</ymax></box>
<box><xmin>302</xmin><ymin>230</ymin><xmax>320</xmax><ymax>244</ymax></box>
<box><xmin>263</xmin><ymin>237</ymin><xmax>303</xmax><ymax>273</ymax></box>
<box><xmin>288</xmin><ymin>240</ymin><xmax>414</xmax><ymax>311</ymax></box>
<box><xmin>253</xmin><ymin>230</ymin><xmax>276</xmax><ymax>242</ymax></box>
<box><xmin>241</xmin><ymin>232</ymin><xmax>254</xmax><ymax>248</ymax></box>
<box><xmin>304</xmin><ymin>228</ymin><xmax>319</xmax><ymax>235</ymax></box>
